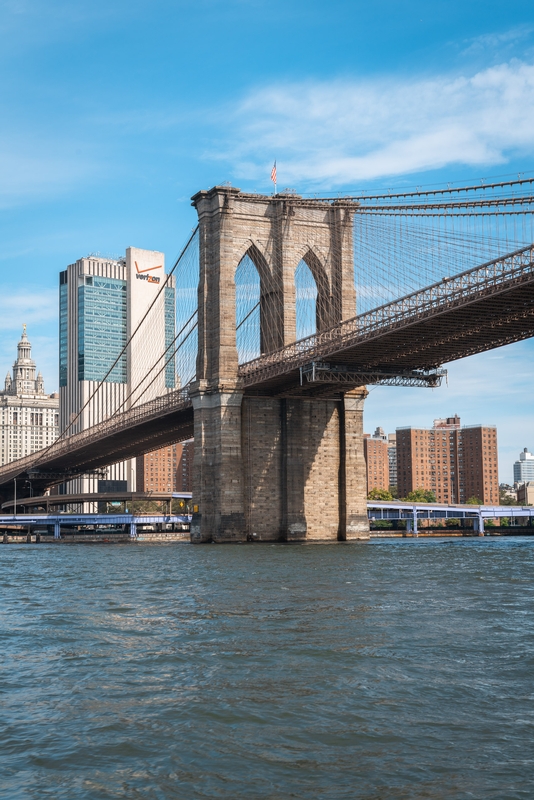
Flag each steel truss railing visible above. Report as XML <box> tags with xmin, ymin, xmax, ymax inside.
<box><xmin>239</xmin><ymin>243</ymin><xmax>534</xmax><ymax>385</ymax></box>
<box><xmin>299</xmin><ymin>362</ymin><xmax>446</xmax><ymax>389</ymax></box>
<box><xmin>0</xmin><ymin>386</ymin><xmax>193</xmax><ymax>483</ymax></box>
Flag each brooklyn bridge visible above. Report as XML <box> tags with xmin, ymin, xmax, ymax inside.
<box><xmin>1</xmin><ymin>179</ymin><xmax>534</xmax><ymax>542</ymax></box>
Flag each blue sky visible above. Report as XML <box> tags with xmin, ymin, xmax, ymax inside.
<box><xmin>1</xmin><ymin>0</ymin><xmax>534</xmax><ymax>482</ymax></box>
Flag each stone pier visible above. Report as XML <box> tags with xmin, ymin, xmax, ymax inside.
<box><xmin>189</xmin><ymin>186</ymin><xmax>370</xmax><ymax>543</ymax></box>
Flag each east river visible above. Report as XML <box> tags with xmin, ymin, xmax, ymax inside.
<box><xmin>2</xmin><ymin>538</ymin><xmax>534</xmax><ymax>799</ymax></box>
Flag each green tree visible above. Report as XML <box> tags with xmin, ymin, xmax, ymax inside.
<box><xmin>367</xmin><ymin>487</ymin><xmax>393</xmax><ymax>501</ymax></box>
<box><xmin>403</xmin><ymin>488</ymin><xmax>436</xmax><ymax>503</ymax></box>
<box><xmin>371</xmin><ymin>520</ymin><xmax>393</xmax><ymax>529</ymax></box>
<box><xmin>445</xmin><ymin>517</ymin><xmax>460</xmax><ymax>528</ymax></box>
<box><xmin>466</xmin><ymin>496</ymin><xmax>482</xmax><ymax>505</ymax></box>
<box><xmin>499</xmin><ymin>485</ymin><xmax>518</xmax><ymax>506</ymax></box>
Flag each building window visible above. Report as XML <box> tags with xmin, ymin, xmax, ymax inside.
<box><xmin>77</xmin><ymin>277</ymin><xmax>127</xmax><ymax>383</ymax></box>
<box><xmin>59</xmin><ymin>276</ymin><xmax>68</xmax><ymax>387</ymax></box>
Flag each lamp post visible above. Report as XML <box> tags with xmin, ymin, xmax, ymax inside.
<box><xmin>13</xmin><ymin>477</ymin><xmax>17</xmax><ymax>519</ymax></box>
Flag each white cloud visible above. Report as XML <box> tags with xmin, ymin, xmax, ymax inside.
<box><xmin>461</xmin><ymin>26</ymin><xmax>534</xmax><ymax>57</ymax></box>
<box><xmin>0</xmin><ymin>289</ymin><xmax>57</xmax><ymax>330</ymax></box>
<box><xmin>0</xmin><ymin>289</ymin><xmax>58</xmax><ymax>389</ymax></box>
<box><xmin>220</xmin><ymin>60</ymin><xmax>534</xmax><ymax>187</ymax></box>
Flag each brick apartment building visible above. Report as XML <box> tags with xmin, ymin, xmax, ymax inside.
<box><xmin>136</xmin><ymin>439</ymin><xmax>194</xmax><ymax>493</ymax></box>
<box><xmin>364</xmin><ymin>427</ymin><xmax>390</xmax><ymax>493</ymax></box>
<box><xmin>396</xmin><ymin>415</ymin><xmax>498</xmax><ymax>504</ymax></box>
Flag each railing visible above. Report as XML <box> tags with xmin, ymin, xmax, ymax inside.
<box><xmin>239</xmin><ymin>244</ymin><xmax>534</xmax><ymax>384</ymax></box>
<box><xmin>0</xmin><ymin>386</ymin><xmax>193</xmax><ymax>483</ymax></box>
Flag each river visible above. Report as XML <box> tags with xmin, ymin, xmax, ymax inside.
<box><xmin>2</xmin><ymin>537</ymin><xmax>533</xmax><ymax>799</ymax></box>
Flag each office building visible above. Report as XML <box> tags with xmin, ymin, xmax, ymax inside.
<box><xmin>396</xmin><ymin>416</ymin><xmax>499</xmax><ymax>504</ymax></box>
<box><xmin>59</xmin><ymin>248</ymin><xmax>175</xmax><ymax>493</ymax></box>
<box><xmin>1</xmin><ymin>327</ymin><xmax>59</xmax><ymax>466</ymax></box>
<box><xmin>513</xmin><ymin>448</ymin><xmax>534</xmax><ymax>484</ymax></box>
<box><xmin>364</xmin><ymin>427</ymin><xmax>390</xmax><ymax>493</ymax></box>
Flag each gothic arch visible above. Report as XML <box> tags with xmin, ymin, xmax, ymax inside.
<box><xmin>233</xmin><ymin>241</ymin><xmax>271</xmax><ymax>285</ymax></box>
<box><xmin>297</xmin><ymin>248</ymin><xmax>333</xmax><ymax>332</ymax></box>
<box><xmin>235</xmin><ymin>243</ymin><xmax>282</xmax><ymax>356</ymax></box>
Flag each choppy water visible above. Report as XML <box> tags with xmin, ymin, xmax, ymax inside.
<box><xmin>1</xmin><ymin>538</ymin><xmax>534</xmax><ymax>799</ymax></box>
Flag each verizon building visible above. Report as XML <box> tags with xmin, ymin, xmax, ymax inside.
<box><xmin>59</xmin><ymin>247</ymin><xmax>175</xmax><ymax>493</ymax></box>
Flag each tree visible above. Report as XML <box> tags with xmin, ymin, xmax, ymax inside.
<box><xmin>499</xmin><ymin>484</ymin><xmax>519</xmax><ymax>506</ymax></box>
<box><xmin>403</xmin><ymin>488</ymin><xmax>436</xmax><ymax>503</ymax></box>
<box><xmin>445</xmin><ymin>517</ymin><xmax>460</xmax><ymax>528</ymax></box>
<box><xmin>466</xmin><ymin>496</ymin><xmax>482</xmax><ymax>505</ymax></box>
<box><xmin>367</xmin><ymin>487</ymin><xmax>393</xmax><ymax>501</ymax></box>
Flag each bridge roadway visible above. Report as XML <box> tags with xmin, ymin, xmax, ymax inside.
<box><xmin>0</xmin><ymin>513</ymin><xmax>191</xmax><ymax>539</ymax></box>
<box><xmin>0</xmin><ymin>243</ymin><xmax>533</xmax><ymax>501</ymax></box>
<box><xmin>1</xmin><ymin>503</ymin><xmax>531</xmax><ymax>539</ymax></box>
<box><xmin>1</xmin><ymin>491</ymin><xmax>193</xmax><ymax>512</ymax></box>
<box><xmin>368</xmin><ymin>500</ymin><xmax>534</xmax><ymax>534</ymax></box>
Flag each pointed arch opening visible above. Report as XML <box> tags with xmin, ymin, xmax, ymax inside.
<box><xmin>295</xmin><ymin>250</ymin><xmax>331</xmax><ymax>340</ymax></box>
<box><xmin>235</xmin><ymin>252</ymin><xmax>261</xmax><ymax>364</ymax></box>
<box><xmin>295</xmin><ymin>260</ymin><xmax>318</xmax><ymax>340</ymax></box>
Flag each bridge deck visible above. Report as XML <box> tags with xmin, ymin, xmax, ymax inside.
<box><xmin>240</xmin><ymin>244</ymin><xmax>534</xmax><ymax>395</ymax></box>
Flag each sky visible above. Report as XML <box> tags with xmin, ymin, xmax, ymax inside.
<box><xmin>1</xmin><ymin>0</ymin><xmax>534</xmax><ymax>482</ymax></box>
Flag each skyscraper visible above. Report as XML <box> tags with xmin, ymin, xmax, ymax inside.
<box><xmin>513</xmin><ymin>448</ymin><xmax>534</xmax><ymax>484</ymax></box>
<box><xmin>59</xmin><ymin>248</ymin><xmax>175</xmax><ymax>492</ymax></box>
<box><xmin>1</xmin><ymin>327</ymin><xmax>59</xmax><ymax>466</ymax></box>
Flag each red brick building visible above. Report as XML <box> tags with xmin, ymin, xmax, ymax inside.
<box><xmin>364</xmin><ymin>428</ymin><xmax>390</xmax><ymax>493</ymax></box>
<box><xmin>136</xmin><ymin>439</ymin><xmax>194</xmax><ymax>493</ymax></box>
<box><xmin>396</xmin><ymin>416</ymin><xmax>498</xmax><ymax>504</ymax></box>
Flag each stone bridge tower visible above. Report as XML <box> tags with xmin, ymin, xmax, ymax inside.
<box><xmin>189</xmin><ymin>187</ymin><xmax>369</xmax><ymax>543</ymax></box>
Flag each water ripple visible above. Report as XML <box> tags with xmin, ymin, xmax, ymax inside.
<box><xmin>1</xmin><ymin>538</ymin><xmax>533</xmax><ymax>798</ymax></box>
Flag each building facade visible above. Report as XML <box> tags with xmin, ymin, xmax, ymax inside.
<box><xmin>364</xmin><ymin>427</ymin><xmax>390</xmax><ymax>494</ymax></box>
<box><xmin>177</xmin><ymin>439</ymin><xmax>194</xmax><ymax>492</ymax></box>
<box><xmin>517</xmin><ymin>481</ymin><xmax>534</xmax><ymax>505</ymax></box>
<box><xmin>387</xmin><ymin>433</ymin><xmax>397</xmax><ymax>491</ymax></box>
<box><xmin>513</xmin><ymin>448</ymin><xmax>534</xmax><ymax>484</ymax></box>
<box><xmin>59</xmin><ymin>248</ymin><xmax>175</xmax><ymax>493</ymax></box>
<box><xmin>1</xmin><ymin>327</ymin><xmax>59</xmax><ymax>466</ymax></box>
<box><xmin>136</xmin><ymin>439</ymin><xmax>194</xmax><ymax>493</ymax></box>
<box><xmin>396</xmin><ymin>416</ymin><xmax>499</xmax><ymax>504</ymax></box>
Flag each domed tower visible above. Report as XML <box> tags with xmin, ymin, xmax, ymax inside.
<box><xmin>12</xmin><ymin>324</ymin><xmax>38</xmax><ymax>395</ymax></box>
<box><xmin>4</xmin><ymin>371</ymin><xmax>12</xmax><ymax>393</ymax></box>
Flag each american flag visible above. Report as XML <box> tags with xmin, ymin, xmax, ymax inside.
<box><xmin>270</xmin><ymin>161</ymin><xmax>277</xmax><ymax>184</ymax></box>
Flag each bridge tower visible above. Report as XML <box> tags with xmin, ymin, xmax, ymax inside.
<box><xmin>189</xmin><ymin>187</ymin><xmax>369</xmax><ymax>543</ymax></box>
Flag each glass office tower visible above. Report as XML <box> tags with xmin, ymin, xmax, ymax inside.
<box><xmin>59</xmin><ymin>248</ymin><xmax>175</xmax><ymax>495</ymax></box>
